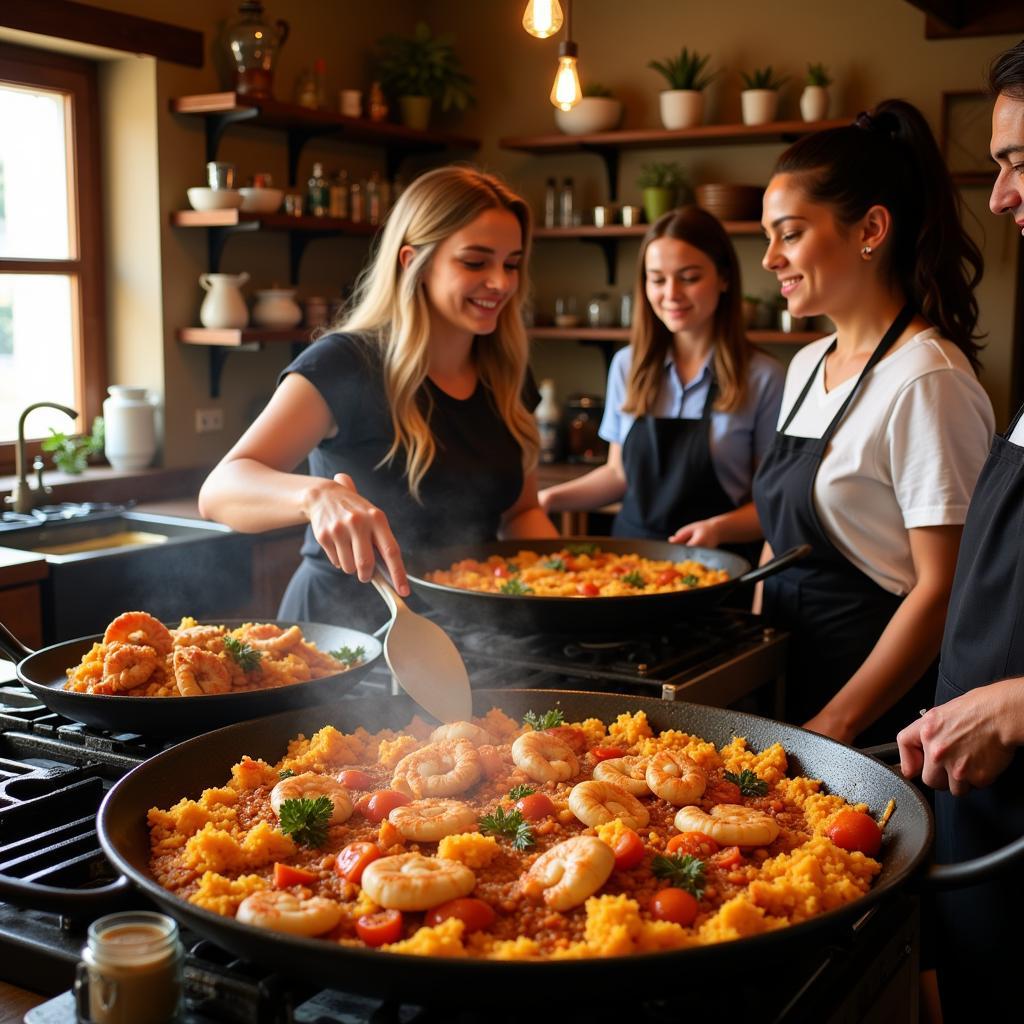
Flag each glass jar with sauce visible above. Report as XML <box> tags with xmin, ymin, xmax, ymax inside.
<box><xmin>564</xmin><ymin>393</ymin><xmax>608</xmax><ymax>464</ymax></box>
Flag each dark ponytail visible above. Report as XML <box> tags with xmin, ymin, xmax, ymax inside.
<box><xmin>774</xmin><ymin>99</ymin><xmax>983</xmax><ymax>370</ymax></box>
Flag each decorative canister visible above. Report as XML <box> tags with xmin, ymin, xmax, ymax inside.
<box><xmin>252</xmin><ymin>287</ymin><xmax>303</xmax><ymax>328</ymax></box>
<box><xmin>199</xmin><ymin>272</ymin><xmax>249</xmax><ymax>329</ymax></box>
<box><xmin>103</xmin><ymin>386</ymin><xmax>158</xmax><ymax>472</ymax></box>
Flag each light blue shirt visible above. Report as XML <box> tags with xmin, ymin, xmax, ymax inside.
<box><xmin>599</xmin><ymin>346</ymin><xmax>785</xmax><ymax>506</ymax></box>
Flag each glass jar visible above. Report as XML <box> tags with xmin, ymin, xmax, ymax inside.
<box><xmin>564</xmin><ymin>393</ymin><xmax>608</xmax><ymax>464</ymax></box>
<box><xmin>586</xmin><ymin>292</ymin><xmax>615</xmax><ymax>328</ymax></box>
<box><xmin>225</xmin><ymin>1</ymin><xmax>290</xmax><ymax>99</ymax></box>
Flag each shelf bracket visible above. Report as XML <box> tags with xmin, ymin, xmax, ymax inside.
<box><xmin>580</xmin><ymin>145</ymin><xmax>619</xmax><ymax>201</ymax></box>
<box><xmin>288</xmin><ymin>232</ymin><xmax>315</xmax><ymax>284</ymax></box>
<box><xmin>286</xmin><ymin>127</ymin><xmax>326</xmax><ymax>187</ymax></box>
<box><xmin>206</xmin><ymin>220</ymin><xmax>261</xmax><ymax>273</ymax></box>
<box><xmin>581</xmin><ymin>237</ymin><xmax>618</xmax><ymax>286</ymax></box>
<box><xmin>205</xmin><ymin>107</ymin><xmax>260</xmax><ymax>165</ymax></box>
<box><xmin>577</xmin><ymin>338</ymin><xmax>621</xmax><ymax>375</ymax></box>
<box><xmin>208</xmin><ymin>347</ymin><xmax>230</xmax><ymax>399</ymax></box>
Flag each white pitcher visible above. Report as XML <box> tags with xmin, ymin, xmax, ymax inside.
<box><xmin>103</xmin><ymin>386</ymin><xmax>159</xmax><ymax>472</ymax></box>
<box><xmin>199</xmin><ymin>272</ymin><xmax>249</xmax><ymax>328</ymax></box>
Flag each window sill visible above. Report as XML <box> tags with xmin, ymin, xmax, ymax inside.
<box><xmin>0</xmin><ymin>464</ymin><xmax>211</xmax><ymax>509</ymax></box>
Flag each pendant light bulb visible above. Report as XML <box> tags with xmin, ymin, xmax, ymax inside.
<box><xmin>550</xmin><ymin>41</ymin><xmax>581</xmax><ymax>111</ymax></box>
<box><xmin>523</xmin><ymin>0</ymin><xmax>564</xmax><ymax>39</ymax></box>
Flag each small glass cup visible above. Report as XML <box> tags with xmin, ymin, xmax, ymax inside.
<box><xmin>554</xmin><ymin>295</ymin><xmax>578</xmax><ymax>328</ymax></box>
<box><xmin>284</xmin><ymin>192</ymin><xmax>305</xmax><ymax>216</ymax></box>
<box><xmin>206</xmin><ymin>161</ymin><xmax>235</xmax><ymax>190</ymax></box>
<box><xmin>339</xmin><ymin>89</ymin><xmax>362</xmax><ymax>117</ymax></box>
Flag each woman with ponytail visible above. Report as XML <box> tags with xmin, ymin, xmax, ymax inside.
<box><xmin>754</xmin><ymin>100</ymin><xmax>995</xmax><ymax>745</ymax></box>
<box><xmin>199</xmin><ymin>166</ymin><xmax>556</xmax><ymax>629</ymax></box>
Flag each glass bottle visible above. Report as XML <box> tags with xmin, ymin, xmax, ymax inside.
<box><xmin>225</xmin><ymin>0</ymin><xmax>290</xmax><ymax>99</ymax></box>
<box><xmin>307</xmin><ymin>161</ymin><xmax>328</xmax><ymax>216</ymax></box>
<box><xmin>329</xmin><ymin>169</ymin><xmax>350</xmax><ymax>219</ymax></box>
<box><xmin>295</xmin><ymin>67</ymin><xmax>318</xmax><ymax>109</ymax></box>
<box><xmin>350</xmin><ymin>180</ymin><xmax>364</xmax><ymax>223</ymax></box>
<box><xmin>536</xmin><ymin>379</ymin><xmax>561</xmax><ymax>464</ymax></box>
<box><xmin>366</xmin><ymin>171</ymin><xmax>383</xmax><ymax>225</ymax></box>
<box><xmin>559</xmin><ymin>177</ymin><xmax>575</xmax><ymax>227</ymax></box>
<box><xmin>543</xmin><ymin>177</ymin><xmax>557</xmax><ymax>228</ymax></box>
<box><xmin>369</xmin><ymin>81</ymin><xmax>389</xmax><ymax>122</ymax></box>
<box><xmin>313</xmin><ymin>56</ymin><xmax>327</xmax><ymax>109</ymax></box>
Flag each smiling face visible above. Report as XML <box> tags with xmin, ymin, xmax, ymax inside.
<box><xmin>643</xmin><ymin>236</ymin><xmax>726</xmax><ymax>339</ymax></box>
<box><xmin>990</xmin><ymin>92</ymin><xmax>1024</xmax><ymax>230</ymax></box>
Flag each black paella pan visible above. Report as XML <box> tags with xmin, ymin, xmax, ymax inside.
<box><xmin>405</xmin><ymin>538</ymin><xmax>810</xmax><ymax>632</ymax></box>
<box><xmin>96</xmin><ymin>689</ymin><xmax>1024</xmax><ymax>1003</ymax></box>
<box><xmin>0</xmin><ymin>618</ymin><xmax>382</xmax><ymax>738</ymax></box>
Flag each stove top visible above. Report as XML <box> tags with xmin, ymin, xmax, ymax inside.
<box><xmin>0</xmin><ymin>502</ymin><xmax>132</xmax><ymax>532</ymax></box>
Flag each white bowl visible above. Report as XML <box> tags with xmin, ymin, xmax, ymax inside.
<box><xmin>186</xmin><ymin>187</ymin><xmax>244</xmax><ymax>212</ymax></box>
<box><xmin>554</xmin><ymin>97</ymin><xmax>622</xmax><ymax>136</ymax></box>
<box><xmin>239</xmin><ymin>187</ymin><xmax>284</xmax><ymax>213</ymax></box>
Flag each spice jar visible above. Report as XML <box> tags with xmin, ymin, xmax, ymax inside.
<box><xmin>564</xmin><ymin>393</ymin><xmax>608</xmax><ymax>464</ymax></box>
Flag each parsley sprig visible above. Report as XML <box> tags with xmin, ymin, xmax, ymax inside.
<box><xmin>681</xmin><ymin>574</ymin><xmax>700</xmax><ymax>587</ymax></box>
<box><xmin>507</xmin><ymin>784</ymin><xmax>535</xmax><ymax>800</ymax></box>
<box><xmin>541</xmin><ymin>557</ymin><xmax>567</xmax><ymax>571</ymax></box>
<box><xmin>278</xmin><ymin>768</ymin><xmax>296</xmax><ymax>779</ymax></box>
<box><xmin>224</xmin><ymin>635</ymin><xmax>263</xmax><ymax>672</ymax></box>
<box><xmin>566</xmin><ymin>542</ymin><xmax>598</xmax><ymax>556</ymax></box>
<box><xmin>278</xmin><ymin>796</ymin><xmax>333</xmax><ymax>848</ymax></box>
<box><xmin>499</xmin><ymin>578</ymin><xmax>534</xmax><ymax>595</ymax></box>
<box><xmin>329</xmin><ymin>644</ymin><xmax>366</xmax><ymax>667</ymax></box>
<box><xmin>724</xmin><ymin>769</ymin><xmax>769</xmax><ymax>797</ymax></box>
<box><xmin>651</xmin><ymin>853</ymin><xmax>706</xmax><ymax>899</ymax></box>
<box><xmin>479</xmin><ymin>806</ymin><xmax>535</xmax><ymax>850</ymax></box>
<box><xmin>621</xmin><ymin>570</ymin><xmax>646</xmax><ymax>588</ymax></box>
<box><xmin>523</xmin><ymin>708</ymin><xmax>565</xmax><ymax>731</ymax></box>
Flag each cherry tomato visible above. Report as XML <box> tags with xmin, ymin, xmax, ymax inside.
<box><xmin>590</xmin><ymin>746</ymin><xmax>627</xmax><ymax>762</ymax></box>
<box><xmin>562</xmin><ymin>556</ymin><xmax>579</xmax><ymax>572</ymax></box>
<box><xmin>649</xmin><ymin>887</ymin><xmax>699</xmax><ymax>926</ymax></box>
<box><xmin>666</xmin><ymin>831</ymin><xmax>720</xmax><ymax>859</ymax></box>
<box><xmin>334</xmin><ymin>841</ymin><xmax>382</xmax><ymax>884</ymax></box>
<box><xmin>576</xmin><ymin>582</ymin><xmax>600</xmax><ymax>596</ymax></box>
<box><xmin>611</xmin><ymin>827</ymin><xmax>646</xmax><ymax>871</ymax></box>
<box><xmin>356</xmin><ymin>909</ymin><xmax>403</xmax><ymax>946</ymax></box>
<box><xmin>826</xmin><ymin>810</ymin><xmax>883</xmax><ymax>857</ymax></box>
<box><xmin>493</xmin><ymin>564</ymin><xmax>511</xmax><ymax>578</ymax></box>
<box><xmin>544</xmin><ymin>725</ymin><xmax>588</xmax><ymax>754</ymax></box>
<box><xmin>273</xmin><ymin>862</ymin><xmax>318</xmax><ymax>888</ymax></box>
<box><xmin>358</xmin><ymin>790</ymin><xmax>411</xmax><ymax>823</ymax></box>
<box><xmin>337</xmin><ymin>769</ymin><xmax>375</xmax><ymax>790</ymax></box>
<box><xmin>515</xmin><ymin>792</ymin><xmax>556</xmax><ymax>821</ymax></box>
<box><xmin>424</xmin><ymin>897</ymin><xmax>496</xmax><ymax>934</ymax></box>
<box><xmin>711</xmin><ymin>846</ymin><xmax>744</xmax><ymax>870</ymax></box>
<box><xmin>655</xmin><ymin>569</ymin><xmax>679</xmax><ymax>586</ymax></box>
<box><xmin>705</xmin><ymin>779</ymin><xmax>742</xmax><ymax>804</ymax></box>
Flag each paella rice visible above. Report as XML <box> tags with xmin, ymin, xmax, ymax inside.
<box><xmin>147</xmin><ymin>708</ymin><xmax>887</xmax><ymax>959</ymax></box>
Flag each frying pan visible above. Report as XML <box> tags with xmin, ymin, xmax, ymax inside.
<box><xmin>97</xmin><ymin>689</ymin><xmax>1024</xmax><ymax>1002</ymax></box>
<box><xmin>0</xmin><ymin>619</ymin><xmax>382</xmax><ymax>738</ymax></box>
<box><xmin>405</xmin><ymin>538</ymin><xmax>810</xmax><ymax>632</ymax></box>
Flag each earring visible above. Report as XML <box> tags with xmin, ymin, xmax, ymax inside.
<box><xmin>861</xmin><ymin>245</ymin><xmax>873</xmax><ymax>260</ymax></box>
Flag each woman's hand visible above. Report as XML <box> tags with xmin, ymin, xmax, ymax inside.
<box><xmin>537</xmin><ymin>486</ymin><xmax>556</xmax><ymax>514</ymax></box>
<box><xmin>669</xmin><ymin>519</ymin><xmax>721</xmax><ymax>548</ymax></box>
<box><xmin>304</xmin><ymin>472</ymin><xmax>409</xmax><ymax>594</ymax></box>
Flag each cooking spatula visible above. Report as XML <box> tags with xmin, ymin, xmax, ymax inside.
<box><xmin>371</xmin><ymin>569</ymin><xmax>473</xmax><ymax>723</ymax></box>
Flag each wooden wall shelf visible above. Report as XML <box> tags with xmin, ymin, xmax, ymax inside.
<box><xmin>527</xmin><ymin>327</ymin><xmax>820</xmax><ymax>345</ymax></box>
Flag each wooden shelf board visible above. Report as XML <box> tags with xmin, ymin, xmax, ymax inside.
<box><xmin>170</xmin><ymin>209</ymin><xmax>377</xmax><ymax>234</ymax></box>
<box><xmin>534</xmin><ymin>221</ymin><xmax>762</xmax><ymax>239</ymax></box>
<box><xmin>527</xmin><ymin>327</ymin><xmax>820</xmax><ymax>344</ymax></box>
<box><xmin>749</xmin><ymin>330</ymin><xmax>821</xmax><ymax>344</ymax></box>
<box><xmin>951</xmin><ymin>171</ymin><xmax>996</xmax><ymax>187</ymax></box>
<box><xmin>177</xmin><ymin>327</ymin><xmax>312</xmax><ymax>347</ymax></box>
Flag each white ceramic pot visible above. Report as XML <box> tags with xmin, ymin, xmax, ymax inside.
<box><xmin>103</xmin><ymin>386</ymin><xmax>158</xmax><ymax>472</ymax></box>
<box><xmin>199</xmin><ymin>272</ymin><xmax>249</xmax><ymax>329</ymax></box>
<box><xmin>658</xmin><ymin>90</ymin><xmax>704</xmax><ymax>130</ymax></box>
<box><xmin>554</xmin><ymin>96</ymin><xmax>623</xmax><ymax>135</ymax></box>
<box><xmin>740</xmin><ymin>89</ymin><xmax>779</xmax><ymax>126</ymax></box>
<box><xmin>252</xmin><ymin>288</ymin><xmax>303</xmax><ymax>328</ymax></box>
<box><xmin>799</xmin><ymin>85</ymin><xmax>830</xmax><ymax>122</ymax></box>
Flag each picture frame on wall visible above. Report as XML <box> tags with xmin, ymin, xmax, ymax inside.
<box><xmin>939</xmin><ymin>89</ymin><xmax>996</xmax><ymax>187</ymax></box>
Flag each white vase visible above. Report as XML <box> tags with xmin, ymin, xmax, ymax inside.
<box><xmin>658</xmin><ymin>90</ymin><xmax>704</xmax><ymax>130</ymax></box>
<box><xmin>799</xmin><ymin>84</ymin><xmax>830</xmax><ymax>122</ymax></box>
<box><xmin>198</xmin><ymin>272</ymin><xmax>249</xmax><ymax>329</ymax></box>
<box><xmin>103</xmin><ymin>386</ymin><xmax>158</xmax><ymax>472</ymax></box>
<box><xmin>740</xmin><ymin>89</ymin><xmax>779</xmax><ymax>126</ymax></box>
<box><xmin>252</xmin><ymin>288</ymin><xmax>303</xmax><ymax>328</ymax></box>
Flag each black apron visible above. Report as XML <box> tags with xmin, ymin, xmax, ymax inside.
<box><xmin>932</xmin><ymin>402</ymin><xmax>1024</xmax><ymax>1019</ymax></box>
<box><xmin>752</xmin><ymin>305</ymin><xmax>934</xmax><ymax>746</ymax></box>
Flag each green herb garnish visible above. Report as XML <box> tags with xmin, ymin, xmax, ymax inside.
<box><xmin>278</xmin><ymin>796</ymin><xmax>332</xmax><ymax>848</ymax></box>
<box><xmin>330</xmin><ymin>644</ymin><xmax>366</xmax><ymax>667</ymax></box>
<box><xmin>724</xmin><ymin>769</ymin><xmax>769</xmax><ymax>797</ymax></box>
<box><xmin>479</xmin><ymin>806</ymin><xmax>535</xmax><ymax>850</ymax></box>
<box><xmin>621</xmin><ymin>570</ymin><xmax>646</xmax><ymax>588</ymax></box>
<box><xmin>651</xmin><ymin>853</ymin><xmax>705</xmax><ymax>898</ymax></box>
<box><xmin>681</xmin><ymin>574</ymin><xmax>700</xmax><ymax>587</ymax></box>
<box><xmin>223</xmin><ymin>635</ymin><xmax>263</xmax><ymax>672</ymax></box>
<box><xmin>523</xmin><ymin>708</ymin><xmax>565</xmax><ymax>731</ymax></box>
<box><xmin>506</xmin><ymin>562</ymin><xmax>519</xmax><ymax>574</ymax></box>
<box><xmin>507</xmin><ymin>784</ymin><xmax>535</xmax><ymax>800</ymax></box>
<box><xmin>566</xmin><ymin>542</ymin><xmax>598</xmax><ymax>556</ymax></box>
<box><xmin>500</xmin><ymin>578</ymin><xmax>534</xmax><ymax>595</ymax></box>
<box><xmin>541</xmin><ymin>557</ymin><xmax>567</xmax><ymax>571</ymax></box>
<box><xmin>278</xmin><ymin>768</ymin><xmax>296</xmax><ymax>779</ymax></box>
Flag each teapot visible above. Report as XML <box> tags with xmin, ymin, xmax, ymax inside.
<box><xmin>199</xmin><ymin>272</ymin><xmax>249</xmax><ymax>329</ymax></box>
<box><xmin>225</xmin><ymin>1</ymin><xmax>290</xmax><ymax>99</ymax></box>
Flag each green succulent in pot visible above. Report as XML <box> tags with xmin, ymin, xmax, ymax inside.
<box><xmin>637</xmin><ymin>161</ymin><xmax>689</xmax><ymax>225</ymax></box>
<box><xmin>739</xmin><ymin>65</ymin><xmax>789</xmax><ymax>91</ymax></box>
<box><xmin>648</xmin><ymin>47</ymin><xmax>717</xmax><ymax>92</ymax></box>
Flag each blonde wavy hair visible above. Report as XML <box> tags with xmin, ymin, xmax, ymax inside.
<box><xmin>332</xmin><ymin>165</ymin><xmax>538</xmax><ymax>501</ymax></box>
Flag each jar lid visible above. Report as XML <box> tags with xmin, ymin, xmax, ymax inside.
<box><xmin>567</xmin><ymin>393</ymin><xmax>603</xmax><ymax>408</ymax></box>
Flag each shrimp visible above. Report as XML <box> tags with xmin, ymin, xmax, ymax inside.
<box><xmin>100</xmin><ymin>643</ymin><xmax>159</xmax><ymax>693</ymax></box>
<box><xmin>673</xmin><ymin>804</ymin><xmax>780</xmax><ymax>847</ymax></box>
<box><xmin>236</xmin><ymin>890</ymin><xmax>342</xmax><ymax>936</ymax></box>
<box><xmin>645</xmin><ymin>750</ymin><xmax>707</xmax><ymax>806</ymax></box>
<box><xmin>360</xmin><ymin>853</ymin><xmax>476</xmax><ymax>911</ymax></box>
<box><xmin>568</xmin><ymin>780</ymin><xmax>650</xmax><ymax>830</ymax></box>
<box><xmin>270</xmin><ymin>772</ymin><xmax>353</xmax><ymax>824</ymax></box>
<box><xmin>172</xmin><ymin>624</ymin><xmax>226</xmax><ymax>652</ymax></box>
<box><xmin>593</xmin><ymin>755</ymin><xmax>651</xmax><ymax>797</ymax></box>
<box><xmin>511</xmin><ymin>731</ymin><xmax>579</xmax><ymax>784</ymax></box>
<box><xmin>392</xmin><ymin>740</ymin><xmax>481</xmax><ymax>798</ymax></box>
<box><xmin>103</xmin><ymin>611</ymin><xmax>173</xmax><ymax>657</ymax></box>
<box><xmin>243</xmin><ymin>623</ymin><xmax>303</xmax><ymax>653</ymax></box>
<box><xmin>388</xmin><ymin>798</ymin><xmax>478</xmax><ymax>842</ymax></box>
<box><xmin>430</xmin><ymin>721</ymin><xmax>494</xmax><ymax>746</ymax></box>
<box><xmin>172</xmin><ymin>647</ymin><xmax>232</xmax><ymax>696</ymax></box>
<box><xmin>521</xmin><ymin>836</ymin><xmax>614</xmax><ymax>911</ymax></box>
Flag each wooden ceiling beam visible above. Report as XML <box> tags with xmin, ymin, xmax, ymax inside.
<box><xmin>905</xmin><ymin>0</ymin><xmax>1024</xmax><ymax>38</ymax></box>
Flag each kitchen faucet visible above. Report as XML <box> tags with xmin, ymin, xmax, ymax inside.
<box><xmin>4</xmin><ymin>401</ymin><xmax>78</xmax><ymax>514</ymax></box>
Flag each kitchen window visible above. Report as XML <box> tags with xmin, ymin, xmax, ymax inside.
<box><xmin>0</xmin><ymin>42</ymin><xmax>105</xmax><ymax>476</ymax></box>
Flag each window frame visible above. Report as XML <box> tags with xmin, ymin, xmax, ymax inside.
<box><xmin>0</xmin><ymin>41</ymin><xmax>106</xmax><ymax>475</ymax></box>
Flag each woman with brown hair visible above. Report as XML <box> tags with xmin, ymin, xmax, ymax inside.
<box><xmin>539</xmin><ymin>206</ymin><xmax>783</xmax><ymax>553</ymax></box>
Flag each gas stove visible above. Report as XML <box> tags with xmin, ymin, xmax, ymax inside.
<box><xmin>0</xmin><ymin>502</ymin><xmax>132</xmax><ymax>532</ymax></box>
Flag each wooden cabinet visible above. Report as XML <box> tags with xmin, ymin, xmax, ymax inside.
<box><xmin>0</xmin><ymin>582</ymin><xmax>42</xmax><ymax>649</ymax></box>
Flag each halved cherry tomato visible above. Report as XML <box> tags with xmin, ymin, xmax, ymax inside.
<box><xmin>337</xmin><ymin>769</ymin><xmax>375</xmax><ymax>790</ymax></box>
<box><xmin>356</xmin><ymin>909</ymin><xmax>403</xmax><ymax>946</ymax></box>
<box><xmin>590</xmin><ymin>746</ymin><xmax>627</xmax><ymax>762</ymax></box>
<box><xmin>424</xmin><ymin>897</ymin><xmax>496</xmax><ymax>934</ymax></box>
<box><xmin>576</xmin><ymin>582</ymin><xmax>600</xmax><ymax>596</ymax></box>
<box><xmin>544</xmin><ymin>725</ymin><xmax>588</xmax><ymax>754</ymax></box>
<box><xmin>666</xmin><ymin>831</ymin><xmax>720</xmax><ymax>859</ymax></box>
<box><xmin>710</xmin><ymin>846</ymin><xmax>744</xmax><ymax>870</ymax></box>
<box><xmin>649</xmin><ymin>887</ymin><xmax>699</xmax><ymax>926</ymax></box>
<box><xmin>655</xmin><ymin>569</ymin><xmax>679</xmax><ymax>586</ymax></box>
<box><xmin>357</xmin><ymin>790</ymin><xmax>411</xmax><ymax>823</ymax></box>
<box><xmin>826</xmin><ymin>810</ymin><xmax>883</xmax><ymax>857</ymax></box>
<box><xmin>493</xmin><ymin>564</ymin><xmax>511</xmax><ymax>578</ymax></box>
<box><xmin>273</xmin><ymin>862</ymin><xmax>317</xmax><ymax>888</ymax></box>
<box><xmin>515</xmin><ymin>792</ymin><xmax>556</xmax><ymax>821</ymax></box>
<box><xmin>611</xmin><ymin>827</ymin><xmax>646</xmax><ymax>871</ymax></box>
<box><xmin>705</xmin><ymin>779</ymin><xmax>742</xmax><ymax>804</ymax></box>
<box><xmin>334</xmin><ymin>841</ymin><xmax>382</xmax><ymax>884</ymax></box>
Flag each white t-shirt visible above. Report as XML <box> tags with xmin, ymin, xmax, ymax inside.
<box><xmin>778</xmin><ymin>329</ymin><xmax>995</xmax><ymax>595</ymax></box>
<box><xmin>1007</xmin><ymin>410</ymin><xmax>1024</xmax><ymax>447</ymax></box>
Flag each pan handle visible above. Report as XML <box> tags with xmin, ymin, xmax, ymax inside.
<box><xmin>0</xmin><ymin>620</ymin><xmax>34</xmax><ymax>664</ymax></box>
<box><xmin>0</xmin><ymin>873</ymin><xmax>134</xmax><ymax>914</ymax></box>
<box><xmin>734</xmin><ymin>544</ymin><xmax>812</xmax><ymax>587</ymax></box>
<box><xmin>921</xmin><ymin>834</ymin><xmax>1024</xmax><ymax>891</ymax></box>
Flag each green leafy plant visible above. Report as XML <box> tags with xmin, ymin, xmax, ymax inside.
<box><xmin>637</xmin><ymin>161</ymin><xmax>687</xmax><ymax>190</ymax></box>
<box><xmin>223</xmin><ymin>635</ymin><xmax>263</xmax><ymax>673</ymax></box>
<box><xmin>806</xmin><ymin>62</ymin><xmax>832</xmax><ymax>87</ymax></box>
<box><xmin>523</xmin><ymin>708</ymin><xmax>565</xmax><ymax>731</ymax></box>
<box><xmin>478</xmin><ymin>806</ymin><xmax>535</xmax><ymax>850</ymax></box>
<box><xmin>648</xmin><ymin>47</ymin><xmax>717</xmax><ymax>91</ymax></box>
<box><xmin>740</xmin><ymin>66</ymin><xmax>789</xmax><ymax>91</ymax></box>
<box><xmin>278</xmin><ymin>796</ymin><xmax>332</xmax><ymax>848</ymax></box>
<box><xmin>583</xmin><ymin>82</ymin><xmax>614</xmax><ymax>98</ymax></box>
<box><xmin>374</xmin><ymin>21</ymin><xmax>474</xmax><ymax>111</ymax></box>
<box><xmin>651</xmin><ymin>853</ymin><xmax>706</xmax><ymax>898</ymax></box>
<box><xmin>41</xmin><ymin>416</ymin><xmax>104</xmax><ymax>475</ymax></box>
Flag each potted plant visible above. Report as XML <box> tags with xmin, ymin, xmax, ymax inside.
<box><xmin>374</xmin><ymin>21</ymin><xmax>474</xmax><ymax>131</ymax></box>
<box><xmin>637</xmin><ymin>162</ymin><xmax>688</xmax><ymax>224</ymax></box>
<box><xmin>648</xmin><ymin>47</ymin><xmax>716</xmax><ymax>130</ymax></box>
<box><xmin>554</xmin><ymin>82</ymin><xmax>623</xmax><ymax>136</ymax></box>
<box><xmin>800</xmin><ymin>62</ymin><xmax>832</xmax><ymax>122</ymax></box>
<box><xmin>739</xmin><ymin>66</ymin><xmax>788</xmax><ymax>126</ymax></box>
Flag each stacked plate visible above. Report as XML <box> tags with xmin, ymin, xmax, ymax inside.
<box><xmin>694</xmin><ymin>184</ymin><xmax>764</xmax><ymax>222</ymax></box>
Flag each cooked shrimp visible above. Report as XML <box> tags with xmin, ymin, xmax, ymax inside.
<box><xmin>593</xmin><ymin>755</ymin><xmax>651</xmax><ymax>797</ymax></box>
<box><xmin>430</xmin><ymin>721</ymin><xmax>494</xmax><ymax>746</ymax></box>
<box><xmin>568</xmin><ymin>780</ymin><xmax>650</xmax><ymax>830</ymax></box>
<box><xmin>101</xmin><ymin>643</ymin><xmax>159</xmax><ymax>693</ymax></box>
<box><xmin>243</xmin><ymin>623</ymin><xmax>303</xmax><ymax>653</ymax></box>
<box><xmin>391</xmin><ymin>740</ymin><xmax>481</xmax><ymax>798</ymax></box>
<box><xmin>270</xmin><ymin>772</ymin><xmax>353</xmax><ymax>824</ymax></box>
<box><xmin>645</xmin><ymin>750</ymin><xmax>707</xmax><ymax>806</ymax></box>
<box><xmin>360</xmin><ymin>853</ymin><xmax>476</xmax><ymax>911</ymax></box>
<box><xmin>172</xmin><ymin>647</ymin><xmax>232</xmax><ymax>696</ymax></box>
<box><xmin>172</xmin><ymin>624</ymin><xmax>226</xmax><ymax>652</ymax></box>
<box><xmin>521</xmin><ymin>836</ymin><xmax>615</xmax><ymax>911</ymax></box>
<box><xmin>388</xmin><ymin>799</ymin><xmax>478</xmax><ymax>842</ymax></box>
<box><xmin>103</xmin><ymin>611</ymin><xmax>173</xmax><ymax>657</ymax></box>
<box><xmin>236</xmin><ymin>890</ymin><xmax>342</xmax><ymax>937</ymax></box>
<box><xmin>511</xmin><ymin>731</ymin><xmax>579</xmax><ymax>784</ymax></box>
<box><xmin>673</xmin><ymin>803</ymin><xmax>780</xmax><ymax>847</ymax></box>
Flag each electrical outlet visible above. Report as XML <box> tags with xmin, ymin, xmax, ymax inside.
<box><xmin>195</xmin><ymin>408</ymin><xmax>224</xmax><ymax>433</ymax></box>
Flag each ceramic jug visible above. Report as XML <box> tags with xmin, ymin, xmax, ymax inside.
<box><xmin>199</xmin><ymin>272</ymin><xmax>249</xmax><ymax>329</ymax></box>
<box><xmin>103</xmin><ymin>386</ymin><xmax>159</xmax><ymax>472</ymax></box>
<box><xmin>251</xmin><ymin>287</ymin><xmax>302</xmax><ymax>328</ymax></box>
